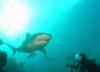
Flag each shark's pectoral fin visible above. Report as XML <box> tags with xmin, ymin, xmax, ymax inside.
<box><xmin>27</xmin><ymin>52</ymin><xmax>35</xmax><ymax>58</ymax></box>
<box><xmin>39</xmin><ymin>48</ymin><xmax>47</xmax><ymax>55</ymax></box>
<box><xmin>39</xmin><ymin>48</ymin><xmax>49</xmax><ymax>60</ymax></box>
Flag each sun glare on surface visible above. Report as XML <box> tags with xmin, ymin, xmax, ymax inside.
<box><xmin>0</xmin><ymin>0</ymin><xmax>32</xmax><ymax>38</ymax></box>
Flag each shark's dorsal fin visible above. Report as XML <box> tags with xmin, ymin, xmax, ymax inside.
<box><xmin>39</xmin><ymin>48</ymin><xmax>47</xmax><ymax>55</ymax></box>
<box><xmin>26</xmin><ymin>33</ymin><xmax>31</xmax><ymax>39</ymax></box>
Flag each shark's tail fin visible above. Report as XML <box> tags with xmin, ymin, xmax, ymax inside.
<box><xmin>6</xmin><ymin>43</ymin><xmax>17</xmax><ymax>55</ymax></box>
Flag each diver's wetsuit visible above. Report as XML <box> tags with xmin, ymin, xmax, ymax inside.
<box><xmin>67</xmin><ymin>60</ymin><xmax>100</xmax><ymax>72</ymax></box>
<box><xmin>0</xmin><ymin>51</ymin><xmax>7</xmax><ymax>72</ymax></box>
<box><xmin>79</xmin><ymin>60</ymin><xmax>100</xmax><ymax>72</ymax></box>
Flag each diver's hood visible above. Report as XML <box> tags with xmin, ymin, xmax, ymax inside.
<box><xmin>75</xmin><ymin>54</ymin><xmax>82</xmax><ymax>62</ymax></box>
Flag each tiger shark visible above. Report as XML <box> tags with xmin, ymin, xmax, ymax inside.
<box><xmin>6</xmin><ymin>33</ymin><xmax>52</xmax><ymax>58</ymax></box>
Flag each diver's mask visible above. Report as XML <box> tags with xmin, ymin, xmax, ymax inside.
<box><xmin>75</xmin><ymin>53</ymin><xmax>87</xmax><ymax>63</ymax></box>
<box><xmin>75</xmin><ymin>54</ymin><xmax>82</xmax><ymax>63</ymax></box>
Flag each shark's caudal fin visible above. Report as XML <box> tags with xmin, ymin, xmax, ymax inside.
<box><xmin>6</xmin><ymin>43</ymin><xmax>17</xmax><ymax>55</ymax></box>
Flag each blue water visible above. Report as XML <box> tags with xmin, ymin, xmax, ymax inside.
<box><xmin>0</xmin><ymin>0</ymin><xmax>100</xmax><ymax>72</ymax></box>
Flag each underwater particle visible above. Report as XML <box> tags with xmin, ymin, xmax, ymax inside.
<box><xmin>6</xmin><ymin>33</ymin><xmax>52</xmax><ymax>58</ymax></box>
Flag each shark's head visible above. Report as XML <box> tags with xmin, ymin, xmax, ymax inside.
<box><xmin>35</xmin><ymin>33</ymin><xmax>52</xmax><ymax>41</ymax></box>
<box><xmin>26</xmin><ymin>33</ymin><xmax>52</xmax><ymax>48</ymax></box>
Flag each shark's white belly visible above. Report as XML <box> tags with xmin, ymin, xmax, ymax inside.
<box><xmin>20</xmin><ymin>46</ymin><xmax>39</xmax><ymax>53</ymax></box>
<box><xmin>20</xmin><ymin>40</ymin><xmax>48</xmax><ymax>53</ymax></box>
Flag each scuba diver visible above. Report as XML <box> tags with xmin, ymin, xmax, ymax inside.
<box><xmin>0</xmin><ymin>50</ymin><xmax>7</xmax><ymax>72</ymax></box>
<box><xmin>66</xmin><ymin>53</ymin><xmax>100</xmax><ymax>72</ymax></box>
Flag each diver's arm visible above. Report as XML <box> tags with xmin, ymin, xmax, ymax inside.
<box><xmin>66</xmin><ymin>64</ymin><xmax>79</xmax><ymax>69</ymax></box>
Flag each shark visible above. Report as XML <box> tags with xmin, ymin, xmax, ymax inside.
<box><xmin>6</xmin><ymin>33</ymin><xmax>52</xmax><ymax>58</ymax></box>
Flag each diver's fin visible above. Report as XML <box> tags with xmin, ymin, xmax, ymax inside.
<box><xmin>39</xmin><ymin>48</ymin><xmax>47</xmax><ymax>55</ymax></box>
<box><xmin>6</xmin><ymin>43</ymin><xmax>17</xmax><ymax>55</ymax></box>
<box><xmin>27</xmin><ymin>52</ymin><xmax>36</xmax><ymax>58</ymax></box>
